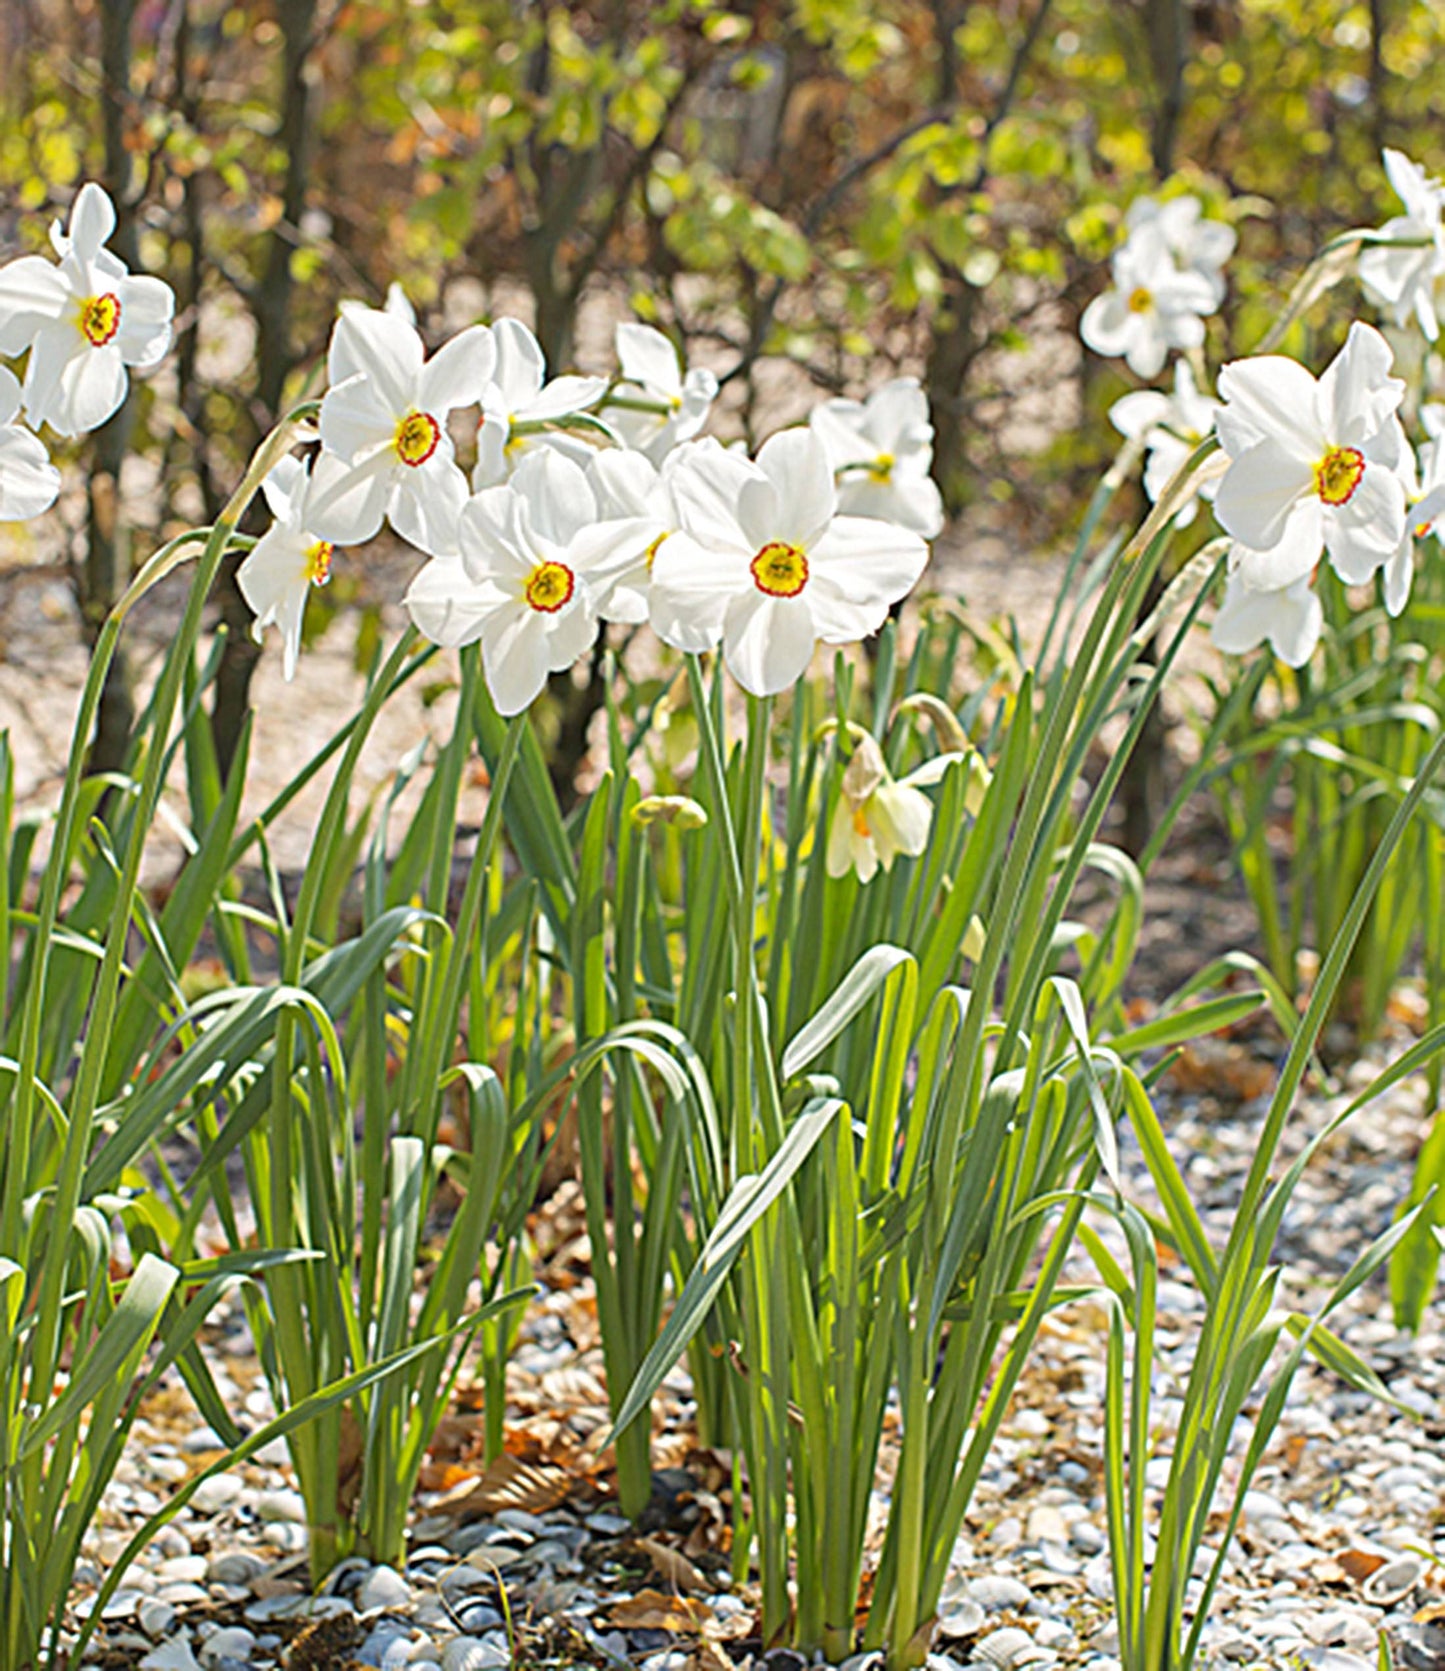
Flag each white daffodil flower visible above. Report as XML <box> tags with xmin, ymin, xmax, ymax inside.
<box><xmin>1080</xmin><ymin>224</ymin><xmax>1218</xmax><ymax>380</ymax></box>
<box><xmin>808</xmin><ymin>377</ymin><xmax>945</xmax><ymax>539</ymax></box>
<box><xmin>473</xmin><ymin>318</ymin><xmax>608</xmax><ymax>488</ymax></box>
<box><xmin>1125</xmin><ymin>194</ymin><xmax>1237</xmax><ymax>305</ymax></box>
<box><xmin>1358</xmin><ymin>148</ymin><xmax>1445</xmax><ymax>341</ymax></box>
<box><xmin>1212</xmin><ymin>322</ymin><xmax>1407</xmax><ymax>592</ymax></box>
<box><xmin>237</xmin><ymin>456</ymin><xmax>339</xmax><ymax>681</ymax></box>
<box><xmin>308</xmin><ymin>306</ymin><xmax>494</xmax><ymax>557</ymax></box>
<box><xmin>0</xmin><ymin>182</ymin><xmax>174</xmax><ymax>437</ymax></box>
<box><xmin>825</xmin><ymin>732</ymin><xmax>962</xmax><ymax>884</ymax></box>
<box><xmin>608</xmin><ymin>323</ymin><xmax>718</xmax><ymax>462</ymax></box>
<box><xmin>650</xmin><ymin>429</ymin><xmax>929</xmax><ymax>697</ymax></box>
<box><xmin>0</xmin><ymin>366</ymin><xmax>60</xmax><ymax>520</ymax></box>
<box><xmin>577</xmin><ymin>447</ymin><xmax>683</xmax><ymax>624</ymax></box>
<box><xmin>1109</xmin><ymin>360</ymin><xmax>1219</xmax><ymax>526</ymax></box>
<box><xmin>405</xmin><ymin>449</ymin><xmax>643</xmax><ymax>715</ymax></box>
<box><xmin>1211</xmin><ymin>564</ymin><xmax>1323</xmax><ymax>668</ymax></box>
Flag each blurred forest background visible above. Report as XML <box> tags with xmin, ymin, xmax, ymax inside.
<box><xmin>2</xmin><ymin>0</ymin><xmax>1445</xmax><ymax>780</ymax></box>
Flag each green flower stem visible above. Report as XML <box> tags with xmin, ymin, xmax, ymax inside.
<box><xmin>19</xmin><ymin>408</ymin><xmax>310</xmax><ymax>1417</ymax></box>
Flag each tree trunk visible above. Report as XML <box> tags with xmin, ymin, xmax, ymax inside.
<box><xmin>212</xmin><ymin>0</ymin><xmax>321</xmax><ymax>780</ymax></box>
<box><xmin>83</xmin><ymin>0</ymin><xmax>139</xmax><ymax>781</ymax></box>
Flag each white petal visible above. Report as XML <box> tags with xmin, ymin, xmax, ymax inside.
<box><xmin>615</xmin><ymin>323</ymin><xmax>682</xmax><ymax>399</ymax></box>
<box><xmin>665</xmin><ymin>438</ymin><xmax>755</xmax><ymax>553</ymax></box>
<box><xmin>389</xmin><ymin>454</ymin><xmax>469</xmax><ymax>557</ymax></box>
<box><xmin>1080</xmin><ymin>291</ymin><xmax>1136</xmax><ymax>360</ymax></box>
<box><xmin>237</xmin><ymin>524</ymin><xmax>312</xmax><ymax>679</ymax></box>
<box><xmin>809</xmin><ymin>399</ymin><xmax>870</xmax><ymax>468</ymax></box>
<box><xmin>481</xmin><ymin>603</ymin><xmax>555</xmax><ymax>715</ymax></box>
<box><xmin>750</xmin><ymin>428</ymin><xmax>836</xmax><ymax>549</ymax></box>
<box><xmin>834</xmin><ymin>470</ymin><xmax>944</xmax><ymax>538</ymax></box>
<box><xmin>520</xmin><ymin>373</ymin><xmax>607</xmax><ymax>422</ymax></box>
<box><xmin>864</xmin><ymin>379</ymin><xmax>932</xmax><ymax>451</ymax></box>
<box><xmin>318</xmin><ymin>374</ymin><xmax>399</xmax><ymax>462</ymax></box>
<box><xmin>510</xmin><ymin>447</ymin><xmax>595</xmax><ymax>550</ymax></box>
<box><xmin>723</xmin><ymin>593</ymin><xmax>817</xmax><ymax>696</ymax></box>
<box><xmin>306</xmin><ymin>448</ymin><xmax>393</xmax><ymax>546</ymax></box>
<box><xmin>1317</xmin><ymin>321</ymin><xmax>1403</xmax><ymax>446</ymax></box>
<box><xmin>648</xmin><ymin>530</ymin><xmax>738</xmax><ymax>651</ymax></box>
<box><xmin>25</xmin><ymin>329</ymin><xmax>127</xmax><ymax>437</ymax></box>
<box><xmin>544</xmin><ymin>589</ymin><xmax>601</xmax><ymax>671</ymax></box>
<box><xmin>327</xmin><ymin>308</ymin><xmax>424</xmax><ymax>414</ymax></box>
<box><xmin>458</xmin><ymin>484</ymin><xmax>537</xmax><ymax>582</ymax></box>
<box><xmin>1384</xmin><ymin>531</ymin><xmax>1414</xmax><ymax>616</ymax></box>
<box><xmin>0</xmin><ymin>367</ymin><xmax>21</xmax><ymax>427</ymax></box>
<box><xmin>0</xmin><ymin>425</ymin><xmax>60</xmax><ymax>520</ymax></box>
<box><xmin>260</xmin><ymin>454</ymin><xmax>305</xmax><ymax>521</ymax></box>
<box><xmin>1211</xmin><ymin>568</ymin><xmax>1322</xmax><ymax>667</ymax></box>
<box><xmin>869</xmin><ymin>781</ymin><xmax>933</xmax><ymax>866</ymax></box>
<box><xmin>68</xmin><ymin>183</ymin><xmax>117</xmax><ymax>264</ymax></box>
<box><xmin>405</xmin><ymin>554</ymin><xmax>509</xmax><ymax>648</ymax></box>
<box><xmin>418</xmin><ymin>325</ymin><xmax>496</xmax><ymax>415</ymax></box>
<box><xmin>808</xmin><ymin>515</ymin><xmax>929</xmax><ymax>611</ymax></box>
<box><xmin>1109</xmin><ymin>389</ymin><xmax>1172</xmax><ymax>440</ymax></box>
<box><xmin>588</xmin><ymin>448</ymin><xmax>661</xmax><ymax>518</ymax></box>
<box><xmin>0</xmin><ymin>256</ymin><xmax>71</xmax><ymax>355</ymax></box>
<box><xmin>473</xmin><ymin>410</ymin><xmax>510</xmax><ymax>488</ymax></box>
<box><xmin>1214</xmin><ymin>438</ymin><xmax>1315</xmax><ymax>551</ymax></box>
<box><xmin>1227</xmin><ymin>497</ymin><xmax>1326</xmax><ymax>591</ymax></box>
<box><xmin>1215</xmin><ymin>354</ymin><xmax>1324</xmax><ymax>458</ymax></box>
<box><xmin>1124</xmin><ymin>313</ymin><xmax>1170</xmax><ymax>379</ymax></box>
<box><xmin>1324</xmin><ymin>462</ymin><xmax>1407</xmax><ymax>579</ymax></box>
<box><xmin>491</xmin><ymin>317</ymin><xmax>547</xmax><ymax>408</ymax></box>
<box><xmin>115</xmin><ymin>274</ymin><xmax>175</xmax><ymax>369</ymax></box>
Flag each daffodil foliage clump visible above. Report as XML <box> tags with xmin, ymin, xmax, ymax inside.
<box><xmin>1</xmin><ymin>154</ymin><xmax>1445</xmax><ymax>1671</ymax></box>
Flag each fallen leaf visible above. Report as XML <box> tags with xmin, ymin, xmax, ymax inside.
<box><xmin>635</xmin><ymin>1535</ymin><xmax>709</xmax><ymax>1593</ymax></box>
<box><xmin>1338</xmin><ymin>1548</ymin><xmax>1388</xmax><ymax>1583</ymax></box>
<box><xmin>428</xmin><ymin>1453</ymin><xmax>570</xmax><ymax>1518</ymax></box>
<box><xmin>608</xmin><ymin>1590</ymin><xmax>714</xmax><ymax>1633</ymax></box>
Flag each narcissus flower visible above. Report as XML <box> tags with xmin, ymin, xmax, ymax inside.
<box><xmin>309</xmin><ymin>306</ymin><xmax>494</xmax><ymax>556</ymax></box>
<box><xmin>1211</xmin><ymin>565</ymin><xmax>1324</xmax><ymax>668</ymax></box>
<box><xmin>405</xmin><ymin>449</ymin><xmax>644</xmax><ymax>714</ymax></box>
<box><xmin>0</xmin><ymin>367</ymin><xmax>60</xmax><ymax>520</ymax></box>
<box><xmin>825</xmin><ymin>732</ymin><xmax>962</xmax><ymax>883</ymax></box>
<box><xmin>1080</xmin><ymin>224</ymin><xmax>1218</xmax><ymax>379</ymax></box>
<box><xmin>577</xmin><ymin>448</ymin><xmax>682</xmax><ymax>625</ymax></box>
<box><xmin>609</xmin><ymin>323</ymin><xmax>718</xmax><ymax>462</ymax></box>
<box><xmin>1125</xmin><ymin>194</ymin><xmax>1237</xmax><ymax>305</ymax></box>
<box><xmin>808</xmin><ymin>377</ymin><xmax>945</xmax><ymax>538</ymax></box>
<box><xmin>650</xmin><ymin>430</ymin><xmax>929</xmax><ymax>696</ymax></box>
<box><xmin>1109</xmin><ymin>360</ymin><xmax>1219</xmax><ymax>526</ymax></box>
<box><xmin>473</xmin><ymin>318</ymin><xmax>607</xmax><ymax>488</ymax></box>
<box><xmin>1358</xmin><ymin>148</ymin><xmax>1445</xmax><ymax>341</ymax></box>
<box><xmin>237</xmin><ymin>456</ymin><xmax>340</xmax><ymax>681</ymax></box>
<box><xmin>1212</xmin><ymin>322</ymin><xmax>1407</xmax><ymax>592</ymax></box>
<box><xmin>0</xmin><ymin>182</ymin><xmax>174</xmax><ymax>437</ymax></box>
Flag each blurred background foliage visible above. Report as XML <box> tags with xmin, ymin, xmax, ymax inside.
<box><xmin>3</xmin><ymin>0</ymin><xmax>1445</xmax><ymax>771</ymax></box>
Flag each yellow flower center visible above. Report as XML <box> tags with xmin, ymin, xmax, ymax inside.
<box><xmin>643</xmin><ymin>532</ymin><xmax>667</xmax><ymax>572</ymax></box>
<box><xmin>305</xmin><ymin>540</ymin><xmax>334</xmax><ymax>586</ymax></box>
<box><xmin>1313</xmin><ymin>445</ymin><xmax>1365</xmax><ymax>507</ymax></box>
<box><xmin>1126</xmin><ymin>287</ymin><xmax>1154</xmax><ymax>314</ymax></box>
<box><xmin>394</xmin><ymin>410</ymin><xmax>441</xmax><ymax>467</ymax></box>
<box><xmin>750</xmin><ymin>540</ymin><xmax>809</xmax><ymax>598</ymax></box>
<box><xmin>852</xmin><ymin>806</ymin><xmax>872</xmax><ymax>839</ymax></box>
<box><xmin>866</xmin><ymin>453</ymin><xmax>895</xmax><ymax>483</ymax></box>
<box><xmin>79</xmin><ymin>292</ymin><xmax>121</xmax><ymax>347</ymax></box>
<box><xmin>523</xmin><ymin>560</ymin><xmax>575</xmax><ymax>613</ymax></box>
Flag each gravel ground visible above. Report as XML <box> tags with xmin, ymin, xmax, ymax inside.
<box><xmin>61</xmin><ymin>1012</ymin><xmax>1445</xmax><ymax>1671</ymax></box>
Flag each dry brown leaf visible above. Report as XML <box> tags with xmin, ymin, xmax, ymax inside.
<box><xmin>635</xmin><ymin>1536</ymin><xmax>709</xmax><ymax>1594</ymax></box>
<box><xmin>686</xmin><ymin>1642</ymin><xmax>736</xmax><ymax>1671</ymax></box>
<box><xmin>429</xmin><ymin>1453</ymin><xmax>570</xmax><ymax>1518</ymax></box>
<box><xmin>1339</xmin><ymin>1549</ymin><xmax>1388</xmax><ymax>1583</ymax></box>
<box><xmin>608</xmin><ymin>1590</ymin><xmax>714</xmax><ymax>1633</ymax></box>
